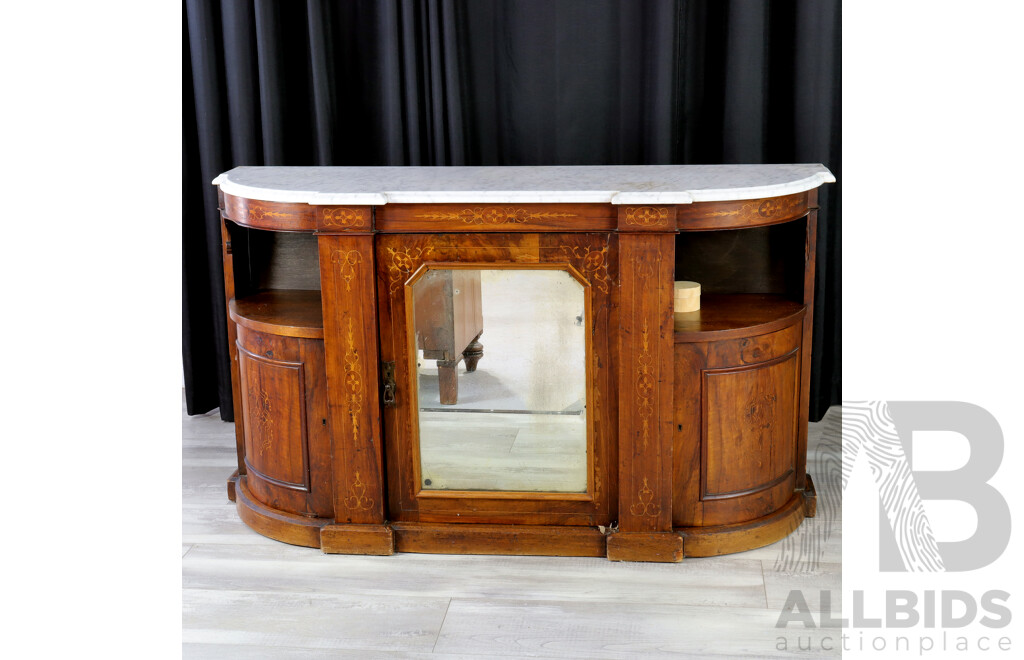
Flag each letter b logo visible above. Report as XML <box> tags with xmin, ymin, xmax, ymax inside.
<box><xmin>845</xmin><ymin>401</ymin><xmax>1010</xmax><ymax>571</ymax></box>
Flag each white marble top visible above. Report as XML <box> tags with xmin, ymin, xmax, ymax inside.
<box><xmin>213</xmin><ymin>164</ymin><xmax>835</xmax><ymax>205</ymax></box>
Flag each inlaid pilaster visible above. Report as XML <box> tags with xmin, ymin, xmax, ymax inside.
<box><xmin>609</xmin><ymin>230</ymin><xmax>681</xmax><ymax>561</ymax></box>
<box><xmin>318</xmin><ymin>234</ymin><xmax>387</xmax><ymax>530</ymax></box>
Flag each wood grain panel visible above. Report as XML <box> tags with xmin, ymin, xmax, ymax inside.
<box><xmin>319</xmin><ymin>233</ymin><xmax>386</xmax><ymax>525</ymax></box>
<box><xmin>677</xmin><ymin>192</ymin><xmax>808</xmax><ymax>231</ymax></box>
<box><xmin>704</xmin><ymin>321</ymin><xmax>802</xmax><ymax>368</ymax></box>
<box><xmin>234</xmin><ymin>325</ymin><xmax>334</xmax><ymax>518</ymax></box>
<box><xmin>237</xmin><ymin>342</ymin><xmax>309</xmax><ymax>492</ymax></box>
<box><xmin>701</xmin><ymin>350</ymin><xmax>800</xmax><ymax>524</ymax></box>
<box><xmin>229</xmin><ymin>290</ymin><xmax>324</xmax><ymax>339</ymax></box>
<box><xmin>377</xmin><ymin>203</ymin><xmax>616</xmax><ymax>233</ymax></box>
<box><xmin>673</xmin><ymin>294</ymin><xmax>805</xmax><ymax>342</ymax></box>
<box><xmin>222</xmin><ymin>193</ymin><xmax>315</xmax><ymax>231</ymax></box>
<box><xmin>672</xmin><ymin>343</ymin><xmax>706</xmax><ymax>527</ymax></box>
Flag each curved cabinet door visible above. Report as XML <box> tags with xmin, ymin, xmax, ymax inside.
<box><xmin>673</xmin><ymin>321</ymin><xmax>802</xmax><ymax>527</ymax></box>
<box><xmin>701</xmin><ymin>349</ymin><xmax>799</xmax><ymax>524</ymax></box>
<box><xmin>236</xmin><ymin>325</ymin><xmax>333</xmax><ymax>518</ymax></box>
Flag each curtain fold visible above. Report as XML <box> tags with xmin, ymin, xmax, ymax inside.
<box><xmin>184</xmin><ymin>0</ymin><xmax>842</xmax><ymax>421</ymax></box>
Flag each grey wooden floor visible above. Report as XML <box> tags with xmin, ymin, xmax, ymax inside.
<box><xmin>183</xmin><ymin>399</ymin><xmax>842</xmax><ymax>659</ymax></box>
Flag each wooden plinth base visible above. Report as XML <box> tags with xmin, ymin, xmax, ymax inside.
<box><xmin>679</xmin><ymin>489</ymin><xmax>812</xmax><ymax>558</ymax></box>
<box><xmin>233</xmin><ymin>475</ymin><xmax>326</xmax><ymax>548</ymax></box>
<box><xmin>802</xmin><ymin>473</ymin><xmax>817</xmax><ymax>518</ymax></box>
<box><xmin>321</xmin><ymin>524</ymin><xmax>394</xmax><ymax>555</ymax></box>
<box><xmin>230</xmin><ymin>472</ymin><xmax>818</xmax><ymax>559</ymax></box>
<box><xmin>226</xmin><ymin>469</ymin><xmax>238</xmax><ymax>502</ymax></box>
<box><xmin>606</xmin><ymin>532</ymin><xmax>684</xmax><ymax>562</ymax></box>
<box><xmin>391</xmin><ymin>522</ymin><xmax>607</xmax><ymax>557</ymax></box>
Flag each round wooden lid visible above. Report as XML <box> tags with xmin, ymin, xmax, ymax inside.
<box><xmin>674</xmin><ymin>281</ymin><xmax>701</xmax><ymax>298</ymax></box>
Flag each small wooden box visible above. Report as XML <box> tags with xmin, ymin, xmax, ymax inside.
<box><xmin>674</xmin><ymin>281</ymin><xmax>701</xmax><ymax>313</ymax></box>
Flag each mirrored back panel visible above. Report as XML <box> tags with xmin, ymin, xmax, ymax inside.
<box><xmin>410</xmin><ymin>267</ymin><xmax>588</xmax><ymax>493</ymax></box>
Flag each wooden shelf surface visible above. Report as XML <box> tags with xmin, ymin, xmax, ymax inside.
<box><xmin>229</xmin><ymin>289</ymin><xmax>324</xmax><ymax>339</ymax></box>
<box><xmin>673</xmin><ymin>294</ymin><xmax>805</xmax><ymax>342</ymax></box>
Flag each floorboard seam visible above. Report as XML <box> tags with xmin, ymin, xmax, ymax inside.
<box><xmin>432</xmin><ymin>598</ymin><xmax>452</xmax><ymax>653</ymax></box>
<box><xmin>759</xmin><ymin>560</ymin><xmax>769</xmax><ymax>609</ymax></box>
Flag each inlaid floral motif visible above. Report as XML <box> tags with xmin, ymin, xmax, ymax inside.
<box><xmin>247</xmin><ymin>206</ymin><xmax>292</xmax><ymax>222</ymax></box>
<box><xmin>343</xmin><ymin>471</ymin><xmax>374</xmax><ymax>511</ymax></box>
<box><xmin>322</xmin><ymin>207</ymin><xmax>366</xmax><ymax>229</ymax></box>
<box><xmin>560</xmin><ymin>245</ymin><xmax>611</xmax><ymax>294</ymax></box>
<box><xmin>386</xmin><ymin>246</ymin><xmax>433</xmax><ymax>293</ymax></box>
<box><xmin>331</xmin><ymin>249</ymin><xmax>362</xmax><ymax>292</ymax></box>
<box><xmin>624</xmin><ymin>206</ymin><xmax>669</xmax><ymax>226</ymax></box>
<box><xmin>416</xmin><ymin>207</ymin><xmax>575</xmax><ymax>224</ymax></box>
<box><xmin>344</xmin><ymin>318</ymin><xmax>362</xmax><ymax>439</ymax></box>
<box><xmin>704</xmin><ymin>195</ymin><xmax>804</xmax><ymax>220</ymax></box>
<box><xmin>634</xmin><ymin>259</ymin><xmax>656</xmax><ymax>449</ymax></box>
<box><xmin>630</xmin><ymin>477</ymin><xmax>661</xmax><ymax>517</ymax></box>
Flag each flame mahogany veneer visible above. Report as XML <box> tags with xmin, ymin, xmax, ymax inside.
<box><xmin>215</xmin><ymin>166</ymin><xmax>832</xmax><ymax>562</ymax></box>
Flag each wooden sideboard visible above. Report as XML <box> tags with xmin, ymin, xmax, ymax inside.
<box><xmin>213</xmin><ymin>165</ymin><xmax>834</xmax><ymax>562</ymax></box>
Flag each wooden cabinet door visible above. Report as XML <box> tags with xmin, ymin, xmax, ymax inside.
<box><xmin>701</xmin><ymin>350</ymin><xmax>800</xmax><ymax>525</ymax></box>
<box><xmin>236</xmin><ymin>326</ymin><xmax>333</xmax><ymax>518</ymax></box>
<box><xmin>376</xmin><ymin>232</ymin><xmax>616</xmax><ymax>526</ymax></box>
<box><xmin>673</xmin><ymin>322</ymin><xmax>803</xmax><ymax>527</ymax></box>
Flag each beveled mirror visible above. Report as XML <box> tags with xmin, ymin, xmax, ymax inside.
<box><xmin>409</xmin><ymin>266</ymin><xmax>588</xmax><ymax>493</ymax></box>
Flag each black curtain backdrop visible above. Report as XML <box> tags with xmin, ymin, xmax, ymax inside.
<box><xmin>184</xmin><ymin>0</ymin><xmax>841</xmax><ymax>422</ymax></box>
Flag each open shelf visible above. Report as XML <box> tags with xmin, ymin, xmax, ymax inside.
<box><xmin>228</xmin><ymin>289</ymin><xmax>324</xmax><ymax>339</ymax></box>
<box><xmin>673</xmin><ymin>294</ymin><xmax>805</xmax><ymax>342</ymax></box>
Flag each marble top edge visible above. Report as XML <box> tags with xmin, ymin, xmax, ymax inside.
<box><xmin>684</xmin><ymin>172</ymin><xmax>837</xmax><ymax>202</ymax></box>
<box><xmin>213</xmin><ymin>164</ymin><xmax>834</xmax><ymax>205</ymax></box>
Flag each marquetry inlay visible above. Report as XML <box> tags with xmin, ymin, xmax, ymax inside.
<box><xmin>624</xmin><ymin>206</ymin><xmax>670</xmax><ymax>226</ymax></box>
<box><xmin>634</xmin><ymin>258</ymin><xmax>657</xmax><ymax>450</ymax></box>
<box><xmin>322</xmin><ymin>207</ymin><xmax>366</xmax><ymax>229</ymax></box>
<box><xmin>344</xmin><ymin>318</ymin><xmax>363</xmax><ymax>439</ymax></box>
<box><xmin>416</xmin><ymin>207</ymin><xmax>576</xmax><ymax>224</ymax></box>
<box><xmin>561</xmin><ymin>245</ymin><xmax>611</xmax><ymax>294</ymax></box>
<box><xmin>343</xmin><ymin>471</ymin><xmax>374</xmax><ymax>511</ymax></box>
<box><xmin>630</xmin><ymin>477</ymin><xmax>661</xmax><ymax>517</ymax></box>
<box><xmin>386</xmin><ymin>246</ymin><xmax>433</xmax><ymax>293</ymax></box>
<box><xmin>705</xmin><ymin>195</ymin><xmax>804</xmax><ymax>221</ymax></box>
<box><xmin>247</xmin><ymin>206</ymin><xmax>293</xmax><ymax>222</ymax></box>
<box><xmin>332</xmin><ymin>249</ymin><xmax>362</xmax><ymax>292</ymax></box>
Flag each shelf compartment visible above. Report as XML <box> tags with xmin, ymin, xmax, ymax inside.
<box><xmin>229</xmin><ymin>290</ymin><xmax>324</xmax><ymax>339</ymax></box>
<box><xmin>673</xmin><ymin>294</ymin><xmax>805</xmax><ymax>343</ymax></box>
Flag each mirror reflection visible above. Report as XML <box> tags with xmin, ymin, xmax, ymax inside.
<box><xmin>412</xmin><ymin>268</ymin><xmax>587</xmax><ymax>493</ymax></box>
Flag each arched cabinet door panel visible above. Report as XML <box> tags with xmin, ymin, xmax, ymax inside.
<box><xmin>673</xmin><ymin>318</ymin><xmax>803</xmax><ymax>528</ymax></box>
<box><xmin>235</xmin><ymin>323</ymin><xmax>333</xmax><ymax>518</ymax></box>
<box><xmin>701</xmin><ymin>348</ymin><xmax>800</xmax><ymax>525</ymax></box>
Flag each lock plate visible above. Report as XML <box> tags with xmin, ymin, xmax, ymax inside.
<box><xmin>382</xmin><ymin>361</ymin><xmax>397</xmax><ymax>407</ymax></box>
